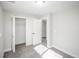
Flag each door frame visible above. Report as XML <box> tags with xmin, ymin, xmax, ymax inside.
<box><xmin>12</xmin><ymin>16</ymin><xmax>27</xmax><ymax>52</ymax></box>
<box><xmin>41</xmin><ymin>15</ymin><xmax>52</xmax><ymax>48</ymax></box>
<box><xmin>41</xmin><ymin>20</ymin><xmax>47</xmax><ymax>45</ymax></box>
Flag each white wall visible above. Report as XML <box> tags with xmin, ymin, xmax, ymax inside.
<box><xmin>3</xmin><ymin>12</ymin><xmax>12</xmax><ymax>52</ymax></box>
<box><xmin>52</xmin><ymin>8</ymin><xmax>79</xmax><ymax>57</ymax></box>
<box><xmin>3</xmin><ymin>11</ymin><xmax>39</xmax><ymax>52</ymax></box>
<box><xmin>47</xmin><ymin>13</ymin><xmax>53</xmax><ymax>48</ymax></box>
<box><xmin>0</xmin><ymin>6</ymin><xmax>4</xmax><ymax>57</ymax></box>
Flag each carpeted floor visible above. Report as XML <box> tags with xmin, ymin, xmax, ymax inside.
<box><xmin>4</xmin><ymin>38</ymin><xmax>73</xmax><ymax>58</ymax></box>
<box><xmin>4</xmin><ymin>44</ymin><xmax>41</xmax><ymax>58</ymax></box>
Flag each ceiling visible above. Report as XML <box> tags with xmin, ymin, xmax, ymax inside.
<box><xmin>0</xmin><ymin>1</ymin><xmax>79</xmax><ymax>18</ymax></box>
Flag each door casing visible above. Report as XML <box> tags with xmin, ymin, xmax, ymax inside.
<box><xmin>12</xmin><ymin>16</ymin><xmax>27</xmax><ymax>52</ymax></box>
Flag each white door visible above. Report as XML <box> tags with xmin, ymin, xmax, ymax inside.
<box><xmin>26</xmin><ymin>19</ymin><xmax>33</xmax><ymax>46</ymax></box>
<box><xmin>32</xmin><ymin>20</ymin><xmax>42</xmax><ymax>45</ymax></box>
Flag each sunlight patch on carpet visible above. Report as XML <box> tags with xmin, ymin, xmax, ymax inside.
<box><xmin>34</xmin><ymin>44</ymin><xmax>48</xmax><ymax>55</ymax></box>
<box><xmin>42</xmin><ymin>49</ymin><xmax>63</xmax><ymax>58</ymax></box>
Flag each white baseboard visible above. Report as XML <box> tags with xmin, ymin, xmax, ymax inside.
<box><xmin>4</xmin><ymin>48</ymin><xmax>11</xmax><ymax>52</ymax></box>
<box><xmin>53</xmin><ymin>45</ymin><xmax>78</xmax><ymax>58</ymax></box>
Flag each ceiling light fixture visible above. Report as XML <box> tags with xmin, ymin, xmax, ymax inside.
<box><xmin>35</xmin><ymin>1</ymin><xmax>46</xmax><ymax>6</ymax></box>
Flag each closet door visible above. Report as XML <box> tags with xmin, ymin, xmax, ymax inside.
<box><xmin>32</xmin><ymin>20</ymin><xmax>42</xmax><ymax>45</ymax></box>
<box><xmin>26</xmin><ymin>19</ymin><xmax>33</xmax><ymax>46</ymax></box>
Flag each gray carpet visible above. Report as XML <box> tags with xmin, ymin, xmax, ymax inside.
<box><xmin>42</xmin><ymin>37</ymin><xmax>47</xmax><ymax>46</ymax></box>
<box><xmin>4</xmin><ymin>38</ymin><xmax>73</xmax><ymax>58</ymax></box>
<box><xmin>4</xmin><ymin>44</ymin><xmax>41</xmax><ymax>58</ymax></box>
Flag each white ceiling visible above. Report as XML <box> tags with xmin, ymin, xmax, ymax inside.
<box><xmin>0</xmin><ymin>1</ymin><xmax>79</xmax><ymax>18</ymax></box>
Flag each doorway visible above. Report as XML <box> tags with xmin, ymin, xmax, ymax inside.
<box><xmin>12</xmin><ymin>16</ymin><xmax>26</xmax><ymax>52</ymax></box>
<box><xmin>12</xmin><ymin>17</ymin><xmax>42</xmax><ymax>52</ymax></box>
<box><xmin>42</xmin><ymin>20</ymin><xmax>47</xmax><ymax>46</ymax></box>
<box><xmin>15</xmin><ymin>18</ymin><xmax>26</xmax><ymax>45</ymax></box>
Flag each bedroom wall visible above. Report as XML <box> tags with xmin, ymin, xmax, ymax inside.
<box><xmin>3</xmin><ymin>11</ymin><xmax>39</xmax><ymax>52</ymax></box>
<box><xmin>3</xmin><ymin>11</ymin><xmax>13</xmax><ymax>52</ymax></box>
<box><xmin>0</xmin><ymin>5</ymin><xmax>4</xmax><ymax>57</ymax></box>
<box><xmin>47</xmin><ymin>13</ymin><xmax>53</xmax><ymax>48</ymax></box>
<box><xmin>52</xmin><ymin>8</ymin><xmax>79</xmax><ymax>57</ymax></box>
